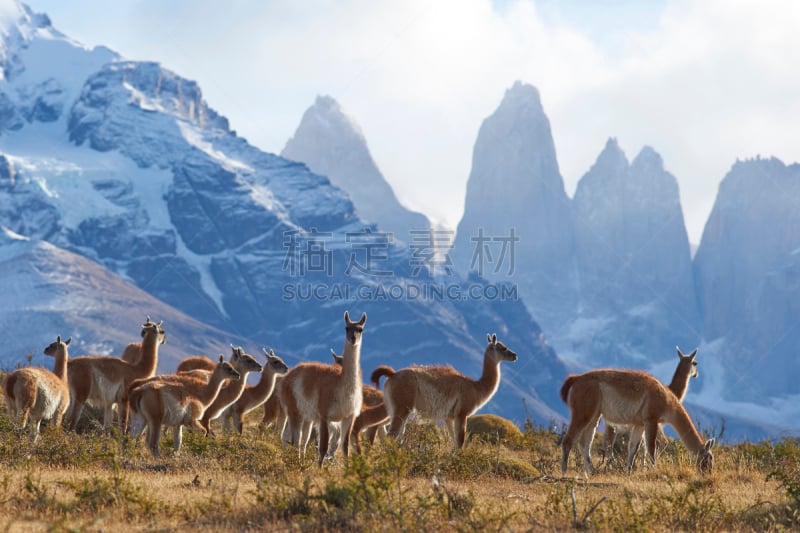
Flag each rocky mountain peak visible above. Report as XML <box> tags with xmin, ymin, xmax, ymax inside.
<box><xmin>452</xmin><ymin>81</ymin><xmax>576</xmax><ymax>334</ymax></box>
<box><xmin>500</xmin><ymin>80</ymin><xmax>543</xmax><ymax>112</ymax></box>
<box><xmin>282</xmin><ymin>95</ymin><xmax>429</xmax><ymax>238</ymax></box>
<box><xmin>631</xmin><ymin>145</ymin><xmax>664</xmax><ymax>173</ymax></box>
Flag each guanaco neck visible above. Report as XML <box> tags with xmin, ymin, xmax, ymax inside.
<box><xmin>248</xmin><ymin>369</ymin><xmax>279</xmax><ymax>401</ymax></box>
<box><xmin>667</xmin><ymin>361</ymin><xmax>693</xmax><ymax>401</ymax></box>
<box><xmin>134</xmin><ymin>329</ymin><xmax>161</xmax><ymax>376</ymax></box>
<box><xmin>474</xmin><ymin>349</ymin><xmax>502</xmax><ymax>405</ymax></box>
<box><xmin>222</xmin><ymin>367</ymin><xmax>250</xmax><ymax>398</ymax></box>
<box><xmin>341</xmin><ymin>340</ymin><xmax>363</xmax><ymax>390</ymax></box>
<box><xmin>199</xmin><ymin>370</ymin><xmax>230</xmax><ymax>407</ymax></box>
<box><xmin>53</xmin><ymin>346</ymin><xmax>69</xmax><ymax>382</ymax></box>
<box><xmin>664</xmin><ymin>400</ymin><xmax>705</xmax><ymax>455</ymax></box>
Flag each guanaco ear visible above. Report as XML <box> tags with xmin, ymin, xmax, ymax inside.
<box><xmin>262</xmin><ymin>347</ymin><xmax>272</xmax><ymax>359</ymax></box>
<box><xmin>704</xmin><ymin>438</ymin><xmax>715</xmax><ymax>451</ymax></box>
<box><xmin>357</xmin><ymin>312</ymin><xmax>367</xmax><ymax>325</ymax></box>
<box><xmin>330</xmin><ymin>348</ymin><xmax>337</xmax><ymax>357</ymax></box>
<box><xmin>676</xmin><ymin>346</ymin><xmax>684</xmax><ymax>358</ymax></box>
<box><xmin>344</xmin><ymin>310</ymin><xmax>351</xmax><ymax>324</ymax></box>
<box><xmin>487</xmin><ymin>333</ymin><xmax>492</xmax><ymax>344</ymax></box>
<box><xmin>492</xmin><ymin>333</ymin><xmax>497</xmax><ymax>343</ymax></box>
<box><xmin>57</xmin><ymin>335</ymin><xmax>62</xmax><ymax>343</ymax></box>
<box><xmin>218</xmin><ymin>354</ymin><xmax>224</xmax><ymax>363</ymax></box>
<box><xmin>688</xmin><ymin>348</ymin><xmax>698</xmax><ymax>359</ymax></box>
<box><xmin>65</xmin><ymin>337</ymin><xmax>71</xmax><ymax>346</ymax></box>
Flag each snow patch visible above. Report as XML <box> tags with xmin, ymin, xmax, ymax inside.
<box><xmin>0</xmin><ymin>225</ymin><xmax>28</xmax><ymax>241</ymax></box>
<box><xmin>174</xmin><ymin>236</ymin><xmax>227</xmax><ymax>319</ymax></box>
<box><xmin>666</xmin><ymin>337</ymin><xmax>800</xmax><ymax>432</ymax></box>
<box><xmin>178</xmin><ymin>121</ymin><xmax>251</xmax><ymax>172</ymax></box>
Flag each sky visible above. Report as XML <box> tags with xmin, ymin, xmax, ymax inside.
<box><xmin>26</xmin><ymin>0</ymin><xmax>800</xmax><ymax>243</ymax></box>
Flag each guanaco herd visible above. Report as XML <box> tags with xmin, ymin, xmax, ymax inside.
<box><xmin>1</xmin><ymin>311</ymin><xmax>715</xmax><ymax>475</ymax></box>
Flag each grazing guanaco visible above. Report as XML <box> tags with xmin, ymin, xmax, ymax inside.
<box><xmin>603</xmin><ymin>347</ymin><xmax>699</xmax><ymax>468</ymax></box>
<box><xmin>560</xmin><ymin>368</ymin><xmax>714</xmax><ymax>475</ymax></box>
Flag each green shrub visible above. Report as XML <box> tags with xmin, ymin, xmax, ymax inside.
<box><xmin>467</xmin><ymin>414</ymin><xmax>524</xmax><ymax>448</ymax></box>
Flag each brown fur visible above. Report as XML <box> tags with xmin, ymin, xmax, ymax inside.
<box><xmin>375</xmin><ymin>334</ymin><xmax>517</xmax><ymax>449</ymax></box>
<box><xmin>126</xmin><ymin>369</ymin><xmax>213</xmax><ymax>437</ymax></box>
<box><xmin>66</xmin><ymin>317</ymin><xmax>165</xmax><ymax>431</ymax></box>
<box><xmin>198</xmin><ymin>346</ymin><xmax>262</xmax><ymax>436</ymax></box>
<box><xmin>351</xmin><ymin>395</ymin><xmax>387</xmax><ymax>453</ymax></box>
<box><xmin>176</xmin><ymin>355</ymin><xmax>216</xmax><ymax>373</ymax></box>
<box><xmin>3</xmin><ymin>336</ymin><xmax>71</xmax><ymax>441</ymax></box>
<box><xmin>261</xmin><ymin>348</ymin><xmax>344</xmax><ymax>433</ymax></box>
<box><xmin>221</xmin><ymin>349</ymin><xmax>289</xmax><ymax>435</ymax></box>
<box><xmin>260</xmin><ymin>376</ymin><xmax>286</xmax><ymax>431</ymax></box>
<box><xmin>279</xmin><ymin>311</ymin><xmax>366</xmax><ymax>465</ymax></box>
<box><xmin>560</xmin><ymin>368</ymin><xmax>714</xmax><ymax>475</ymax></box>
<box><xmin>129</xmin><ymin>355</ymin><xmax>240</xmax><ymax>457</ymax></box>
<box><xmin>326</xmin><ymin>383</ymin><xmax>384</xmax><ymax>455</ymax></box>
<box><xmin>603</xmin><ymin>347</ymin><xmax>699</xmax><ymax>467</ymax></box>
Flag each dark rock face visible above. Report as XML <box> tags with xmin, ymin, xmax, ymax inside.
<box><xmin>694</xmin><ymin>157</ymin><xmax>800</xmax><ymax>400</ymax></box>
<box><xmin>282</xmin><ymin>95</ymin><xmax>430</xmax><ymax>239</ymax></box>
<box><xmin>571</xmin><ymin>139</ymin><xmax>700</xmax><ymax>365</ymax></box>
<box><xmin>452</xmin><ymin>81</ymin><xmax>577</xmax><ymax>335</ymax></box>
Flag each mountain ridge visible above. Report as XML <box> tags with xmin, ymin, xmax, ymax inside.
<box><xmin>0</xmin><ymin>1</ymin><xmax>567</xmax><ymax>425</ymax></box>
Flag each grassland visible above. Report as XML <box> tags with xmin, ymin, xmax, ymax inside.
<box><xmin>0</xmin><ymin>378</ymin><xmax>798</xmax><ymax>532</ymax></box>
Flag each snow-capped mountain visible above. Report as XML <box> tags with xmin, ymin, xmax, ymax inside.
<box><xmin>451</xmin><ymin>81</ymin><xmax>577</xmax><ymax>333</ymax></box>
<box><xmin>0</xmin><ymin>226</ymin><xmax>251</xmax><ymax>373</ymax></box>
<box><xmin>281</xmin><ymin>95</ymin><xmax>430</xmax><ymax>239</ymax></box>
<box><xmin>571</xmin><ymin>139</ymin><xmax>700</xmax><ymax>367</ymax></box>
<box><xmin>0</xmin><ymin>2</ymin><xmax>567</xmax><ymax>424</ymax></box>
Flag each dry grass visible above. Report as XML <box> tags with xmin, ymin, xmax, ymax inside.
<box><xmin>0</xmin><ymin>376</ymin><xmax>798</xmax><ymax>532</ymax></box>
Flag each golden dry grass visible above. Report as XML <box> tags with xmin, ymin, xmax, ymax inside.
<box><xmin>0</xmin><ymin>377</ymin><xmax>798</xmax><ymax>532</ymax></box>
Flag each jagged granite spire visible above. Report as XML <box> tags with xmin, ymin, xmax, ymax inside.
<box><xmin>694</xmin><ymin>157</ymin><xmax>800</xmax><ymax>400</ymax></box>
<box><xmin>282</xmin><ymin>95</ymin><xmax>430</xmax><ymax>239</ymax></box>
<box><xmin>452</xmin><ymin>81</ymin><xmax>576</xmax><ymax>333</ymax></box>
<box><xmin>572</xmin><ymin>139</ymin><xmax>699</xmax><ymax>365</ymax></box>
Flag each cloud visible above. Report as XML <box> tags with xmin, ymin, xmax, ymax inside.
<box><xmin>28</xmin><ymin>0</ymin><xmax>800</xmax><ymax>241</ymax></box>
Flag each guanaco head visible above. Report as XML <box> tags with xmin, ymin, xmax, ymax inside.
<box><xmin>698</xmin><ymin>438</ymin><xmax>715</xmax><ymax>473</ymax></box>
<box><xmin>230</xmin><ymin>345</ymin><xmax>263</xmax><ymax>373</ymax></box>
<box><xmin>486</xmin><ymin>333</ymin><xmax>517</xmax><ymax>363</ymax></box>
<box><xmin>330</xmin><ymin>348</ymin><xmax>344</xmax><ymax>367</ymax></box>
<box><xmin>43</xmin><ymin>335</ymin><xmax>71</xmax><ymax>357</ymax></box>
<box><xmin>215</xmin><ymin>355</ymin><xmax>241</xmax><ymax>381</ymax></box>
<box><xmin>141</xmin><ymin>316</ymin><xmax>166</xmax><ymax>345</ymax></box>
<box><xmin>676</xmin><ymin>346</ymin><xmax>699</xmax><ymax>378</ymax></box>
<box><xmin>262</xmin><ymin>348</ymin><xmax>290</xmax><ymax>375</ymax></box>
<box><xmin>344</xmin><ymin>311</ymin><xmax>367</xmax><ymax>346</ymax></box>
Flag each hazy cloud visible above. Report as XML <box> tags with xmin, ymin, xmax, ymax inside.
<box><xmin>29</xmin><ymin>0</ymin><xmax>800</xmax><ymax>241</ymax></box>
